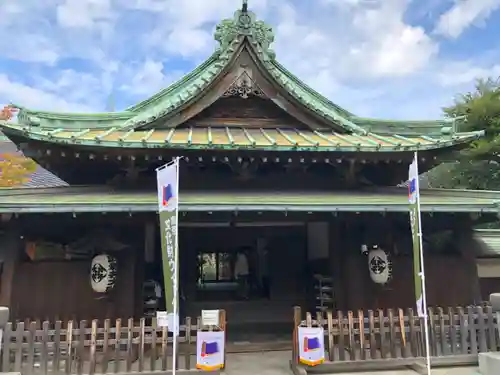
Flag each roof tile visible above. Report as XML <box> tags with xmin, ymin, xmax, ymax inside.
<box><xmin>0</xmin><ymin>141</ymin><xmax>67</xmax><ymax>188</ymax></box>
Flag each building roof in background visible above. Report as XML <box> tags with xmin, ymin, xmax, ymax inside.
<box><xmin>0</xmin><ymin>140</ymin><xmax>67</xmax><ymax>188</ymax></box>
<box><xmin>475</xmin><ymin>229</ymin><xmax>500</xmax><ymax>258</ymax></box>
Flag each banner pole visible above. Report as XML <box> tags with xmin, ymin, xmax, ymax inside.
<box><xmin>156</xmin><ymin>156</ymin><xmax>184</xmax><ymax>172</ymax></box>
<box><xmin>414</xmin><ymin>151</ymin><xmax>431</xmax><ymax>375</ymax></box>
<box><xmin>172</xmin><ymin>157</ymin><xmax>181</xmax><ymax>375</ymax></box>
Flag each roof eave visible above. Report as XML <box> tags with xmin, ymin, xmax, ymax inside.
<box><xmin>0</xmin><ymin>122</ymin><xmax>482</xmax><ymax>153</ymax></box>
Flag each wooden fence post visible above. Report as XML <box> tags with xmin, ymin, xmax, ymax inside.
<box><xmin>427</xmin><ymin>307</ymin><xmax>436</xmax><ymax>357</ymax></box>
<box><xmin>2</xmin><ymin>322</ymin><xmax>11</xmax><ymax>372</ymax></box>
<box><xmin>53</xmin><ymin>320</ymin><xmax>62</xmax><ymax>372</ymax></box>
<box><xmin>89</xmin><ymin>320</ymin><xmax>97</xmax><ymax>375</ymax></box>
<box><xmin>77</xmin><ymin>320</ymin><xmax>87</xmax><ymax>375</ymax></box>
<box><xmin>387</xmin><ymin>309</ymin><xmax>396</xmax><ymax>358</ymax></box>
<box><xmin>161</xmin><ymin>323</ymin><xmax>168</xmax><ymax>371</ymax></box>
<box><xmin>358</xmin><ymin>310</ymin><xmax>365</xmax><ymax>360</ymax></box>
<box><xmin>138</xmin><ymin>318</ymin><xmax>145</xmax><ymax>373</ymax></box>
<box><xmin>437</xmin><ymin>307</ymin><xmax>447</xmax><ymax>356</ymax></box>
<box><xmin>113</xmin><ymin>319</ymin><xmax>121</xmax><ymax>374</ymax></box>
<box><xmin>378</xmin><ymin>309</ymin><xmax>387</xmax><ymax>359</ymax></box>
<box><xmin>327</xmin><ymin>311</ymin><xmax>334</xmax><ymax>361</ymax></box>
<box><xmin>149</xmin><ymin>317</ymin><xmax>157</xmax><ymax>372</ymax></box>
<box><xmin>220</xmin><ymin>309</ymin><xmax>227</xmax><ymax>369</ymax></box>
<box><xmin>485</xmin><ymin>305</ymin><xmax>497</xmax><ymax>351</ymax></box>
<box><xmin>407</xmin><ymin>308</ymin><xmax>418</xmax><ymax>357</ymax></box>
<box><xmin>338</xmin><ymin>310</ymin><xmax>345</xmax><ymax>361</ymax></box>
<box><xmin>292</xmin><ymin>306</ymin><xmax>301</xmax><ymax>364</ymax></box>
<box><xmin>398</xmin><ymin>309</ymin><xmax>407</xmax><ymax>359</ymax></box>
<box><xmin>41</xmin><ymin>320</ymin><xmax>49</xmax><ymax>375</ymax></box>
<box><xmin>26</xmin><ymin>321</ymin><xmax>35</xmax><ymax>375</ymax></box>
<box><xmin>477</xmin><ymin>305</ymin><xmax>488</xmax><ymax>353</ymax></box>
<box><xmin>101</xmin><ymin>319</ymin><xmax>110</xmax><ymax>374</ymax></box>
<box><xmin>346</xmin><ymin>311</ymin><xmax>354</xmax><ymax>360</ymax></box>
<box><xmin>125</xmin><ymin>318</ymin><xmax>133</xmax><ymax>373</ymax></box>
<box><xmin>65</xmin><ymin>320</ymin><xmax>73</xmax><ymax>375</ymax></box>
<box><xmin>368</xmin><ymin>310</ymin><xmax>376</xmax><ymax>360</ymax></box>
<box><xmin>13</xmin><ymin>321</ymin><xmax>24</xmax><ymax>372</ymax></box>
<box><xmin>467</xmin><ymin>306</ymin><xmax>478</xmax><ymax>355</ymax></box>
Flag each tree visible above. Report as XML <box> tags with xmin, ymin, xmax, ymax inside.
<box><xmin>0</xmin><ymin>105</ymin><xmax>18</xmax><ymax>121</ymax></box>
<box><xmin>0</xmin><ymin>153</ymin><xmax>37</xmax><ymax>188</ymax></box>
<box><xmin>427</xmin><ymin>78</ymin><xmax>500</xmax><ymax>190</ymax></box>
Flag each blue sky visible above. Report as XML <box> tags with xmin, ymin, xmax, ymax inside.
<box><xmin>1</xmin><ymin>0</ymin><xmax>500</xmax><ymax>120</ymax></box>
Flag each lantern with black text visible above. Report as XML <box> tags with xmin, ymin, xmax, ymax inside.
<box><xmin>90</xmin><ymin>254</ymin><xmax>117</xmax><ymax>293</ymax></box>
<box><xmin>367</xmin><ymin>247</ymin><xmax>392</xmax><ymax>285</ymax></box>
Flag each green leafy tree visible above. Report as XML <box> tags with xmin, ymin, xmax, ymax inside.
<box><xmin>427</xmin><ymin>78</ymin><xmax>500</xmax><ymax>190</ymax></box>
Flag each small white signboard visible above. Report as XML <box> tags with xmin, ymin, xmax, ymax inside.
<box><xmin>156</xmin><ymin>311</ymin><xmax>168</xmax><ymax>327</ymax></box>
<box><xmin>167</xmin><ymin>312</ymin><xmax>180</xmax><ymax>336</ymax></box>
<box><xmin>202</xmin><ymin>310</ymin><xmax>220</xmax><ymax>326</ymax></box>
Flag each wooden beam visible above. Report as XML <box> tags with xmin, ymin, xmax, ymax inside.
<box><xmin>0</xmin><ymin>227</ymin><xmax>20</xmax><ymax>310</ymax></box>
<box><xmin>329</xmin><ymin>219</ymin><xmax>345</xmax><ymax>310</ymax></box>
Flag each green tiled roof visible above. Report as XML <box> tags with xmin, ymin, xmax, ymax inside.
<box><xmin>0</xmin><ymin>2</ymin><xmax>484</xmax><ymax>150</ymax></box>
<box><xmin>0</xmin><ymin>124</ymin><xmax>482</xmax><ymax>152</ymax></box>
<box><xmin>0</xmin><ymin>186</ymin><xmax>499</xmax><ymax>213</ymax></box>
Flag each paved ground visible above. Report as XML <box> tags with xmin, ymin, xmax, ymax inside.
<box><xmin>224</xmin><ymin>351</ymin><xmax>480</xmax><ymax>375</ymax></box>
<box><xmin>225</xmin><ymin>350</ymin><xmax>293</xmax><ymax>375</ymax></box>
<box><xmin>328</xmin><ymin>369</ymin><xmax>479</xmax><ymax>375</ymax></box>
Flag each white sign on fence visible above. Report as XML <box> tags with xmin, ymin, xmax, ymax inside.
<box><xmin>156</xmin><ymin>311</ymin><xmax>168</xmax><ymax>327</ymax></box>
<box><xmin>297</xmin><ymin>326</ymin><xmax>325</xmax><ymax>366</ymax></box>
<box><xmin>201</xmin><ymin>310</ymin><xmax>220</xmax><ymax>326</ymax></box>
<box><xmin>196</xmin><ymin>330</ymin><xmax>225</xmax><ymax>371</ymax></box>
<box><xmin>167</xmin><ymin>313</ymin><xmax>180</xmax><ymax>336</ymax></box>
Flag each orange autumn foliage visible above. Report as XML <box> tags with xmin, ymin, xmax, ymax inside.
<box><xmin>0</xmin><ymin>153</ymin><xmax>37</xmax><ymax>188</ymax></box>
<box><xmin>0</xmin><ymin>105</ymin><xmax>18</xmax><ymax>121</ymax></box>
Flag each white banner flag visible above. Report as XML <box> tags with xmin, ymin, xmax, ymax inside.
<box><xmin>156</xmin><ymin>159</ymin><xmax>180</xmax><ymax>336</ymax></box>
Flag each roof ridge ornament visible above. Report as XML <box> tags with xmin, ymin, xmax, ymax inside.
<box><xmin>214</xmin><ymin>1</ymin><xmax>275</xmax><ymax>59</ymax></box>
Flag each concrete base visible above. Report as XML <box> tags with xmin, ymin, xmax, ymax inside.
<box><xmin>490</xmin><ymin>293</ymin><xmax>500</xmax><ymax>312</ymax></box>
<box><xmin>0</xmin><ymin>306</ymin><xmax>9</xmax><ymax>327</ymax></box>
<box><xmin>479</xmin><ymin>352</ymin><xmax>500</xmax><ymax>375</ymax></box>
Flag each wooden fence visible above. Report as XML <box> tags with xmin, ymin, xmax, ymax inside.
<box><xmin>1</xmin><ymin>311</ymin><xmax>226</xmax><ymax>375</ymax></box>
<box><xmin>292</xmin><ymin>305</ymin><xmax>500</xmax><ymax>364</ymax></box>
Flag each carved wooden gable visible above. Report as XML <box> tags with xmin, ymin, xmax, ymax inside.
<box><xmin>176</xmin><ymin>46</ymin><xmax>330</xmax><ymax>131</ymax></box>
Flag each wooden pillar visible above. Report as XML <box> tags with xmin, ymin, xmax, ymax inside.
<box><xmin>144</xmin><ymin>221</ymin><xmax>155</xmax><ymax>263</ymax></box>
<box><xmin>0</xmin><ymin>225</ymin><xmax>21</xmax><ymax>313</ymax></box>
<box><xmin>453</xmin><ymin>215</ymin><xmax>482</xmax><ymax>304</ymax></box>
<box><xmin>342</xmin><ymin>216</ymin><xmax>368</xmax><ymax>311</ymax></box>
<box><xmin>329</xmin><ymin>218</ymin><xmax>345</xmax><ymax>311</ymax></box>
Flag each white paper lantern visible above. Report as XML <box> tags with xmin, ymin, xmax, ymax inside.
<box><xmin>90</xmin><ymin>254</ymin><xmax>117</xmax><ymax>293</ymax></box>
<box><xmin>368</xmin><ymin>248</ymin><xmax>392</xmax><ymax>284</ymax></box>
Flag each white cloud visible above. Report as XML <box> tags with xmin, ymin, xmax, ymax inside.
<box><xmin>435</xmin><ymin>0</ymin><xmax>500</xmax><ymax>38</ymax></box>
<box><xmin>1</xmin><ymin>34</ymin><xmax>59</xmax><ymax>65</ymax></box>
<box><xmin>162</xmin><ymin>28</ymin><xmax>214</xmax><ymax>58</ymax></box>
<box><xmin>120</xmin><ymin>60</ymin><xmax>184</xmax><ymax>96</ymax></box>
<box><xmin>0</xmin><ymin>0</ymin><xmax>499</xmax><ymax>120</ymax></box>
<box><xmin>57</xmin><ymin>0</ymin><xmax>115</xmax><ymax>29</ymax></box>
<box><xmin>270</xmin><ymin>0</ymin><xmax>439</xmax><ymax>116</ymax></box>
<box><xmin>436</xmin><ymin>62</ymin><xmax>500</xmax><ymax>86</ymax></box>
<box><xmin>0</xmin><ymin>74</ymin><xmax>93</xmax><ymax>112</ymax></box>
<box><xmin>348</xmin><ymin>0</ymin><xmax>438</xmax><ymax>76</ymax></box>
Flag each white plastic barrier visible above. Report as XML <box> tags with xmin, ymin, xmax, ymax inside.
<box><xmin>479</xmin><ymin>352</ymin><xmax>500</xmax><ymax>375</ymax></box>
